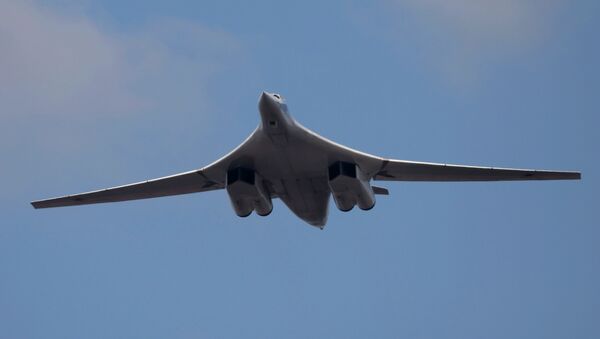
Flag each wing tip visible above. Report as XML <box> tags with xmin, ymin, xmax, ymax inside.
<box><xmin>31</xmin><ymin>197</ymin><xmax>72</xmax><ymax>209</ymax></box>
<box><xmin>555</xmin><ymin>171</ymin><xmax>581</xmax><ymax>180</ymax></box>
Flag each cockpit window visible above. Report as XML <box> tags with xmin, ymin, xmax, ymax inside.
<box><xmin>273</xmin><ymin>94</ymin><xmax>281</xmax><ymax>99</ymax></box>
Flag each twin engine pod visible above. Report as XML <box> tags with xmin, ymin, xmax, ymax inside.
<box><xmin>226</xmin><ymin>167</ymin><xmax>272</xmax><ymax>217</ymax></box>
<box><xmin>328</xmin><ymin>161</ymin><xmax>376</xmax><ymax>212</ymax></box>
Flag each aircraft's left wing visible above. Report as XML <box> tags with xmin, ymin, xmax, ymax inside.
<box><xmin>373</xmin><ymin>159</ymin><xmax>581</xmax><ymax>181</ymax></box>
<box><xmin>31</xmin><ymin>169</ymin><xmax>225</xmax><ymax>209</ymax></box>
<box><xmin>296</xmin><ymin>123</ymin><xmax>581</xmax><ymax>182</ymax></box>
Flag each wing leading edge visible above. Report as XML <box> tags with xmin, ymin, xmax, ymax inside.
<box><xmin>31</xmin><ymin>169</ymin><xmax>224</xmax><ymax>209</ymax></box>
<box><xmin>374</xmin><ymin>159</ymin><xmax>581</xmax><ymax>182</ymax></box>
<box><xmin>31</xmin><ymin>128</ymin><xmax>260</xmax><ymax>209</ymax></box>
<box><xmin>297</xmin><ymin>123</ymin><xmax>580</xmax><ymax>182</ymax></box>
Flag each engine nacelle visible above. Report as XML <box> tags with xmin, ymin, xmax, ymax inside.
<box><xmin>328</xmin><ymin>161</ymin><xmax>376</xmax><ymax>211</ymax></box>
<box><xmin>226</xmin><ymin>167</ymin><xmax>272</xmax><ymax>217</ymax></box>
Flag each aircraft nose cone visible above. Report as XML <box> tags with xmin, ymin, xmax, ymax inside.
<box><xmin>259</xmin><ymin>91</ymin><xmax>270</xmax><ymax>103</ymax></box>
<box><xmin>258</xmin><ymin>91</ymin><xmax>274</xmax><ymax>110</ymax></box>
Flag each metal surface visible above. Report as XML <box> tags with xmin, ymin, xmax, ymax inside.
<box><xmin>31</xmin><ymin>92</ymin><xmax>581</xmax><ymax>228</ymax></box>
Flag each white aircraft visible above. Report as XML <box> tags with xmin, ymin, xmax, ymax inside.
<box><xmin>32</xmin><ymin>92</ymin><xmax>581</xmax><ymax>228</ymax></box>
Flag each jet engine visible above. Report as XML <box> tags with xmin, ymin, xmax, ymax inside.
<box><xmin>328</xmin><ymin>161</ymin><xmax>375</xmax><ymax>211</ymax></box>
<box><xmin>226</xmin><ymin>167</ymin><xmax>272</xmax><ymax>217</ymax></box>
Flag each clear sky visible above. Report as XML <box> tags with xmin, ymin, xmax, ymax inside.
<box><xmin>1</xmin><ymin>0</ymin><xmax>598</xmax><ymax>338</ymax></box>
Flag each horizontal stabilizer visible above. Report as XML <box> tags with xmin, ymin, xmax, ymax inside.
<box><xmin>372</xmin><ymin>186</ymin><xmax>389</xmax><ymax>195</ymax></box>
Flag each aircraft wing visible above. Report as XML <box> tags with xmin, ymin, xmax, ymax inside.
<box><xmin>31</xmin><ymin>128</ymin><xmax>261</xmax><ymax>209</ymax></box>
<box><xmin>297</xmin><ymin>124</ymin><xmax>580</xmax><ymax>181</ymax></box>
<box><xmin>373</xmin><ymin>159</ymin><xmax>581</xmax><ymax>181</ymax></box>
<box><xmin>31</xmin><ymin>169</ymin><xmax>225</xmax><ymax>209</ymax></box>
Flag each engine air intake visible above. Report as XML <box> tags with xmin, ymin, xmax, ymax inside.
<box><xmin>226</xmin><ymin>167</ymin><xmax>272</xmax><ymax>217</ymax></box>
<box><xmin>328</xmin><ymin>161</ymin><xmax>356</xmax><ymax>180</ymax></box>
<box><xmin>227</xmin><ymin>167</ymin><xmax>255</xmax><ymax>185</ymax></box>
<box><xmin>328</xmin><ymin>161</ymin><xmax>376</xmax><ymax>211</ymax></box>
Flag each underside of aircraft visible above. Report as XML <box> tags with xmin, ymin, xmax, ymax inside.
<box><xmin>32</xmin><ymin>92</ymin><xmax>581</xmax><ymax>228</ymax></box>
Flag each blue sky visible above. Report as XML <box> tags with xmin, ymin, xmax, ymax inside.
<box><xmin>1</xmin><ymin>0</ymin><xmax>598</xmax><ymax>338</ymax></box>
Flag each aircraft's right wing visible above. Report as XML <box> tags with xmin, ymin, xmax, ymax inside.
<box><xmin>32</xmin><ymin>129</ymin><xmax>261</xmax><ymax>209</ymax></box>
<box><xmin>31</xmin><ymin>168</ymin><xmax>225</xmax><ymax>209</ymax></box>
<box><xmin>373</xmin><ymin>159</ymin><xmax>581</xmax><ymax>182</ymax></box>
